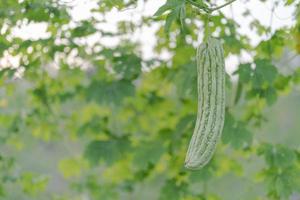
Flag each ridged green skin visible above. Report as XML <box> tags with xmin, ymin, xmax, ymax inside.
<box><xmin>185</xmin><ymin>37</ymin><xmax>225</xmax><ymax>170</ymax></box>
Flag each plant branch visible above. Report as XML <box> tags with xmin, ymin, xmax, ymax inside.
<box><xmin>210</xmin><ymin>0</ymin><xmax>237</xmax><ymax>12</ymax></box>
<box><xmin>186</xmin><ymin>0</ymin><xmax>237</xmax><ymax>13</ymax></box>
<box><xmin>186</xmin><ymin>0</ymin><xmax>210</xmax><ymax>12</ymax></box>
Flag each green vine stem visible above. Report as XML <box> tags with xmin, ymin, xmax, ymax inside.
<box><xmin>210</xmin><ymin>0</ymin><xmax>238</xmax><ymax>12</ymax></box>
<box><xmin>187</xmin><ymin>0</ymin><xmax>238</xmax><ymax>13</ymax></box>
<box><xmin>204</xmin><ymin>11</ymin><xmax>212</xmax><ymax>41</ymax></box>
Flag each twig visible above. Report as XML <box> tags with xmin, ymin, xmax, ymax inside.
<box><xmin>186</xmin><ymin>0</ymin><xmax>238</xmax><ymax>13</ymax></box>
<box><xmin>210</xmin><ymin>0</ymin><xmax>238</xmax><ymax>12</ymax></box>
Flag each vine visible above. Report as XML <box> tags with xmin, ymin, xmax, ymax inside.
<box><xmin>187</xmin><ymin>0</ymin><xmax>238</xmax><ymax>13</ymax></box>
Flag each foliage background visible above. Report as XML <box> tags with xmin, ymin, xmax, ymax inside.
<box><xmin>0</xmin><ymin>0</ymin><xmax>300</xmax><ymax>199</ymax></box>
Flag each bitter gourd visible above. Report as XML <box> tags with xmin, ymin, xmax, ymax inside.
<box><xmin>185</xmin><ymin>37</ymin><xmax>225</xmax><ymax>170</ymax></box>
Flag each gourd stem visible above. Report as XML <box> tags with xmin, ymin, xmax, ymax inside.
<box><xmin>204</xmin><ymin>12</ymin><xmax>212</xmax><ymax>41</ymax></box>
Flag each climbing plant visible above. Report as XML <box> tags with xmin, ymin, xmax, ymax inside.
<box><xmin>0</xmin><ymin>0</ymin><xmax>300</xmax><ymax>199</ymax></box>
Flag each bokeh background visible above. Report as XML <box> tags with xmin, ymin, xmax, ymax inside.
<box><xmin>0</xmin><ymin>0</ymin><xmax>300</xmax><ymax>199</ymax></box>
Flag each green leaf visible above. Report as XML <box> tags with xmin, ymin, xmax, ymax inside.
<box><xmin>85</xmin><ymin>80</ymin><xmax>135</xmax><ymax>106</ymax></box>
<box><xmin>154</xmin><ymin>0</ymin><xmax>185</xmax><ymax>33</ymax></box>
<box><xmin>0</xmin><ymin>37</ymin><xmax>9</xmax><ymax>56</ymax></box>
<box><xmin>58</xmin><ymin>157</ymin><xmax>88</xmax><ymax>179</ymax></box>
<box><xmin>103</xmin><ymin>0</ymin><xmax>124</xmax><ymax>9</ymax></box>
<box><xmin>256</xmin><ymin>30</ymin><xmax>288</xmax><ymax>58</ymax></box>
<box><xmin>159</xmin><ymin>179</ymin><xmax>182</xmax><ymax>200</ymax></box>
<box><xmin>132</xmin><ymin>140</ymin><xmax>165</xmax><ymax>170</ymax></box>
<box><xmin>154</xmin><ymin>4</ymin><xmax>174</xmax><ymax>17</ymax></box>
<box><xmin>84</xmin><ymin>138</ymin><xmax>131</xmax><ymax>166</ymax></box>
<box><xmin>20</xmin><ymin>172</ymin><xmax>49</xmax><ymax>196</ymax></box>
<box><xmin>285</xmin><ymin>0</ymin><xmax>295</xmax><ymax>5</ymax></box>
<box><xmin>77</xmin><ymin>115</ymin><xmax>108</xmax><ymax>136</ymax></box>
<box><xmin>274</xmin><ymin>75</ymin><xmax>291</xmax><ymax>91</ymax></box>
<box><xmin>223</xmin><ymin>34</ymin><xmax>244</xmax><ymax>54</ymax></box>
<box><xmin>233</xmin><ymin>63</ymin><xmax>252</xmax><ymax>84</ymax></box>
<box><xmin>165</xmin><ymin>8</ymin><xmax>180</xmax><ymax>33</ymax></box>
<box><xmin>113</xmin><ymin>53</ymin><xmax>142</xmax><ymax>80</ymax></box>
<box><xmin>188</xmin><ymin>163</ymin><xmax>215</xmax><ymax>182</ymax></box>
<box><xmin>252</xmin><ymin>59</ymin><xmax>278</xmax><ymax>89</ymax></box>
<box><xmin>71</xmin><ymin>21</ymin><xmax>97</xmax><ymax>37</ymax></box>
<box><xmin>0</xmin><ymin>184</ymin><xmax>5</xmax><ymax>197</ymax></box>
<box><xmin>154</xmin><ymin>0</ymin><xmax>183</xmax><ymax>16</ymax></box>
<box><xmin>260</xmin><ymin>166</ymin><xmax>300</xmax><ymax>199</ymax></box>
<box><xmin>246</xmin><ymin>86</ymin><xmax>278</xmax><ymax>105</ymax></box>
<box><xmin>174</xmin><ymin>63</ymin><xmax>197</xmax><ymax>98</ymax></box>
<box><xmin>172</xmin><ymin>114</ymin><xmax>195</xmax><ymax>140</ymax></box>
<box><xmin>257</xmin><ymin>144</ymin><xmax>297</xmax><ymax>168</ymax></box>
<box><xmin>24</xmin><ymin>3</ymin><xmax>49</xmax><ymax>22</ymax></box>
<box><xmin>264</xmin><ymin>86</ymin><xmax>277</xmax><ymax>105</ymax></box>
<box><xmin>222</xmin><ymin>112</ymin><xmax>252</xmax><ymax>149</ymax></box>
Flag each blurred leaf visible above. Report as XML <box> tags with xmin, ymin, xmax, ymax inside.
<box><xmin>246</xmin><ymin>86</ymin><xmax>278</xmax><ymax>106</ymax></box>
<box><xmin>24</xmin><ymin>3</ymin><xmax>49</xmax><ymax>22</ymax></box>
<box><xmin>222</xmin><ymin>111</ymin><xmax>252</xmax><ymax>149</ymax></box>
<box><xmin>165</xmin><ymin>8</ymin><xmax>180</xmax><ymax>33</ymax></box>
<box><xmin>159</xmin><ymin>179</ymin><xmax>183</xmax><ymax>200</ymax></box>
<box><xmin>285</xmin><ymin>0</ymin><xmax>295</xmax><ymax>5</ymax></box>
<box><xmin>174</xmin><ymin>63</ymin><xmax>197</xmax><ymax>98</ymax></box>
<box><xmin>85</xmin><ymin>80</ymin><xmax>135</xmax><ymax>106</ymax></box>
<box><xmin>233</xmin><ymin>63</ymin><xmax>252</xmax><ymax>84</ymax></box>
<box><xmin>256</xmin><ymin>30</ymin><xmax>288</xmax><ymax>59</ymax></box>
<box><xmin>257</xmin><ymin>144</ymin><xmax>297</xmax><ymax>168</ymax></box>
<box><xmin>20</xmin><ymin>172</ymin><xmax>49</xmax><ymax>196</ymax></box>
<box><xmin>84</xmin><ymin>138</ymin><xmax>131</xmax><ymax>166</ymax></box>
<box><xmin>154</xmin><ymin>0</ymin><xmax>185</xmax><ymax>33</ymax></box>
<box><xmin>113</xmin><ymin>53</ymin><xmax>142</xmax><ymax>80</ymax></box>
<box><xmin>188</xmin><ymin>163</ymin><xmax>215</xmax><ymax>182</ymax></box>
<box><xmin>133</xmin><ymin>140</ymin><xmax>165</xmax><ymax>170</ymax></box>
<box><xmin>58</xmin><ymin>157</ymin><xmax>88</xmax><ymax>179</ymax></box>
<box><xmin>260</xmin><ymin>166</ymin><xmax>300</xmax><ymax>199</ymax></box>
<box><xmin>0</xmin><ymin>184</ymin><xmax>5</xmax><ymax>197</ymax></box>
<box><xmin>77</xmin><ymin>115</ymin><xmax>108</xmax><ymax>136</ymax></box>
<box><xmin>154</xmin><ymin>0</ymin><xmax>184</xmax><ymax>16</ymax></box>
<box><xmin>252</xmin><ymin>59</ymin><xmax>278</xmax><ymax>89</ymax></box>
<box><xmin>0</xmin><ymin>37</ymin><xmax>9</xmax><ymax>56</ymax></box>
<box><xmin>71</xmin><ymin>21</ymin><xmax>97</xmax><ymax>37</ymax></box>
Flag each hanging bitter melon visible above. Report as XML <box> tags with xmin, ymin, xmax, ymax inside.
<box><xmin>185</xmin><ymin>37</ymin><xmax>225</xmax><ymax>170</ymax></box>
